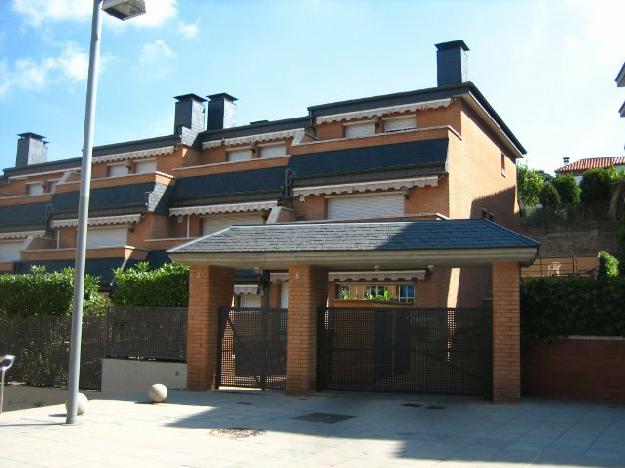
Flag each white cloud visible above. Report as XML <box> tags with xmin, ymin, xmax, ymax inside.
<box><xmin>139</xmin><ymin>39</ymin><xmax>175</xmax><ymax>64</ymax></box>
<box><xmin>12</xmin><ymin>0</ymin><xmax>178</xmax><ymax>28</ymax></box>
<box><xmin>0</xmin><ymin>42</ymin><xmax>89</xmax><ymax>96</ymax></box>
<box><xmin>177</xmin><ymin>20</ymin><xmax>199</xmax><ymax>40</ymax></box>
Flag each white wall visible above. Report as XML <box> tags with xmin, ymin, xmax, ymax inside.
<box><xmin>101</xmin><ymin>359</ymin><xmax>187</xmax><ymax>395</ymax></box>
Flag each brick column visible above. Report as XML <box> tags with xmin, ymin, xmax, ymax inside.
<box><xmin>186</xmin><ymin>264</ymin><xmax>234</xmax><ymax>390</ymax></box>
<box><xmin>491</xmin><ymin>261</ymin><xmax>521</xmax><ymax>403</ymax></box>
<box><xmin>286</xmin><ymin>265</ymin><xmax>328</xmax><ymax>395</ymax></box>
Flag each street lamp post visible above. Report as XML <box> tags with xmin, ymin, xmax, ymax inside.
<box><xmin>66</xmin><ymin>0</ymin><xmax>145</xmax><ymax>425</ymax></box>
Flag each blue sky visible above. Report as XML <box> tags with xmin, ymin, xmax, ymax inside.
<box><xmin>0</xmin><ymin>0</ymin><xmax>623</xmax><ymax>174</ymax></box>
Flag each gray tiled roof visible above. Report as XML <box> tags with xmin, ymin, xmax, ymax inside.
<box><xmin>171</xmin><ymin>219</ymin><xmax>539</xmax><ymax>254</ymax></box>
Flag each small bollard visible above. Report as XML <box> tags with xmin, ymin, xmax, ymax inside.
<box><xmin>0</xmin><ymin>354</ymin><xmax>16</xmax><ymax>415</ymax></box>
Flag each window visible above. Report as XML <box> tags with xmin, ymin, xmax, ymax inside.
<box><xmin>86</xmin><ymin>226</ymin><xmax>127</xmax><ymax>248</ymax></box>
<box><xmin>135</xmin><ymin>159</ymin><xmax>156</xmax><ymax>174</ymax></box>
<box><xmin>227</xmin><ymin>148</ymin><xmax>253</xmax><ymax>162</ymax></box>
<box><xmin>259</xmin><ymin>144</ymin><xmax>287</xmax><ymax>159</ymax></box>
<box><xmin>202</xmin><ymin>212</ymin><xmax>264</xmax><ymax>236</ymax></box>
<box><xmin>344</xmin><ymin>121</ymin><xmax>375</xmax><ymax>138</ymax></box>
<box><xmin>26</xmin><ymin>182</ymin><xmax>44</xmax><ymax>196</ymax></box>
<box><xmin>336</xmin><ymin>283</ymin><xmax>415</xmax><ymax>304</ymax></box>
<box><xmin>384</xmin><ymin>116</ymin><xmax>417</xmax><ymax>132</ymax></box>
<box><xmin>0</xmin><ymin>241</ymin><xmax>23</xmax><ymax>262</ymax></box>
<box><xmin>108</xmin><ymin>163</ymin><xmax>128</xmax><ymax>177</ymax></box>
<box><xmin>327</xmin><ymin>194</ymin><xmax>404</xmax><ymax>220</ymax></box>
<box><xmin>500</xmin><ymin>153</ymin><xmax>506</xmax><ymax>176</ymax></box>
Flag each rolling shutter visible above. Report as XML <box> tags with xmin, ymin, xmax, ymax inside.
<box><xmin>328</xmin><ymin>194</ymin><xmax>404</xmax><ymax>220</ymax></box>
<box><xmin>227</xmin><ymin>148</ymin><xmax>252</xmax><ymax>162</ymax></box>
<box><xmin>384</xmin><ymin>116</ymin><xmax>416</xmax><ymax>132</ymax></box>
<box><xmin>0</xmin><ymin>241</ymin><xmax>24</xmax><ymax>262</ymax></box>
<box><xmin>135</xmin><ymin>159</ymin><xmax>156</xmax><ymax>174</ymax></box>
<box><xmin>260</xmin><ymin>144</ymin><xmax>286</xmax><ymax>158</ymax></box>
<box><xmin>86</xmin><ymin>227</ymin><xmax>127</xmax><ymax>248</ymax></box>
<box><xmin>240</xmin><ymin>294</ymin><xmax>262</xmax><ymax>308</ymax></box>
<box><xmin>344</xmin><ymin>121</ymin><xmax>375</xmax><ymax>138</ymax></box>
<box><xmin>202</xmin><ymin>212</ymin><xmax>264</xmax><ymax>236</ymax></box>
<box><xmin>108</xmin><ymin>164</ymin><xmax>128</xmax><ymax>177</ymax></box>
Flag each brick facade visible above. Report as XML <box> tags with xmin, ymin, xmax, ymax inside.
<box><xmin>286</xmin><ymin>265</ymin><xmax>328</xmax><ymax>394</ymax></box>
<box><xmin>186</xmin><ymin>264</ymin><xmax>234</xmax><ymax>390</ymax></box>
<box><xmin>491</xmin><ymin>261</ymin><xmax>521</xmax><ymax>402</ymax></box>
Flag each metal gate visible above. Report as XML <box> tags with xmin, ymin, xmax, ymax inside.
<box><xmin>216</xmin><ymin>307</ymin><xmax>288</xmax><ymax>390</ymax></box>
<box><xmin>317</xmin><ymin>307</ymin><xmax>492</xmax><ymax>397</ymax></box>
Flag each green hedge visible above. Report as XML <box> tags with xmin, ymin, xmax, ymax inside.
<box><xmin>521</xmin><ymin>277</ymin><xmax>625</xmax><ymax>343</ymax></box>
<box><xmin>0</xmin><ymin>266</ymin><xmax>106</xmax><ymax>316</ymax></box>
<box><xmin>111</xmin><ymin>262</ymin><xmax>189</xmax><ymax>306</ymax></box>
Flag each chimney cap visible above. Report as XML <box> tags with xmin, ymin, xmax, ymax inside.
<box><xmin>207</xmin><ymin>92</ymin><xmax>238</xmax><ymax>103</ymax></box>
<box><xmin>435</xmin><ymin>40</ymin><xmax>469</xmax><ymax>52</ymax></box>
<box><xmin>18</xmin><ymin>132</ymin><xmax>46</xmax><ymax>140</ymax></box>
<box><xmin>174</xmin><ymin>93</ymin><xmax>207</xmax><ymax>103</ymax></box>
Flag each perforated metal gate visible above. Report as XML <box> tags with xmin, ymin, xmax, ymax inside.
<box><xmin>317</xmin><ymin>307</ymin><xmax>492</xmax><ymax>397</ymax></box>
<box><xmin>216</xmin><ymin>307</ymin><xmax>288</xmax><ymax>390</ymax></box>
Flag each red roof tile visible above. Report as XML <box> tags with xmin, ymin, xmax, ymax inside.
<box><xmin>555</xmin><ymin>157</ymin><xmax>625</xmax><ymax>174</ymax></box>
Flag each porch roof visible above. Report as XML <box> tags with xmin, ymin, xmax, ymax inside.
<box><xmin>168</xmin><ymin>219</ymin><xmax>539</xmax><ymax>269</ymax></box>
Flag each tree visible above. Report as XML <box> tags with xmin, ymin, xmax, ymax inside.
<box><xmin>580</xmin><ymin>167</ymin><xmax>619</xmax><ymax>204</ymax></box>
<box><xmin>539</xmin><ymin>182</ymin><xmax>561</xmax><ymax>208</ymax></box>
<box><xmin>552</xmin><ymin>175</ymin><xmax>581</xmax><ymax>204</ymax></box>
<box><xmin>517</xmin><ymin>165</ymin><xmax>544</xmax><ymax>207</ymax></box>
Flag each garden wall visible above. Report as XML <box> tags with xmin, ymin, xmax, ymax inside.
<box><xmin>522</xmin><ymin>336</ymin><xmax>625</xmax><ymax>403</ymax></box>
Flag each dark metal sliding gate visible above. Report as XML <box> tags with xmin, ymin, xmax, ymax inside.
<box><xmin>317</xmin><ymin>307</ymin><xmax>492</xmax><ymax>397</ymax></box>
<box><xmin>216</xmin><ymin>307</ymin><xmax>288</xmax><ymax>390</ymax></box>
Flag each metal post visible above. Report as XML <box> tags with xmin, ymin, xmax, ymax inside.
<box><xmin>0</xmin><ymin>370</ymin><xmax>5</xmax><ymax>415</ymax></box>
<box><xmin>66</xmin><ymin>0</ymin><xmax>103</xmax><ymax>425</ymax></box>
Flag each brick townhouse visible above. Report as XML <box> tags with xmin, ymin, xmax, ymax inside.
<box><xmin>0</xmin><ymin>41</ymin><xmax>538</xmax><ymax>401</ymax></box>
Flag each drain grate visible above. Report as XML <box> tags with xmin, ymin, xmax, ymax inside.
<box><xmin>210</xmin><ymin>428</ymin><xmax>265</xmax><ymax>439</ymax></box>
<box><xmin>294</xmin><ymin>412</ymin><xmax>354</xmax><ymax>424</ymax></box>
<box><xmin>402</xmin><ymin>403</ymin><xmax>422</xmax><ymax>408</ymax></box>
<box><xmin>425</xmin><ymin>405</ymin><xmax>447</xmax><ymax>410</ymax></box>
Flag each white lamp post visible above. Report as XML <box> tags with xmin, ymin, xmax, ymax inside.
<box><xmin>66</xmin><ymin>0</ymin><xmax>145</xmax><ymax>425</ymax></box>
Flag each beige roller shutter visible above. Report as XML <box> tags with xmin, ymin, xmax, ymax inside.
<box><xmin>328</xmin><ymin>194</ymin><xmax>404</xmax><ymax>220</ymax></box>
<box><xmin>0</xmin><ymin>241</ymin><xmax>24</xmax><ymax>262</ymax></box>
<box><xmin>86</xmin><ymin>227</ymin><xmax>127</xmax><ymax>248</ymax></box>
<box><xmin>202</xmin><ymin>212</ymin><xmax>264</xmax><ymax>236</ymax></box>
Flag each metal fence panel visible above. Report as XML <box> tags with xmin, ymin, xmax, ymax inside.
<box><xmin>217</xmin><ymin>307</ymin><xmax>288</xmax><ymax>390</ymax></box>
<box><xmin>107</xmin><ymin>307</ymin><xmax>187</xmax><ymax>362</ymax></box>
<box><xmin>317</xmin><ymin>307</ymin><xmax>491</xmax><ymax>396</ymax></box>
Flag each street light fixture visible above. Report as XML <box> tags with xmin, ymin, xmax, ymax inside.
<box><xmin>66</xmin><ymin>0</ymin><xmax>145</xmax><ymax>426</ymax></box>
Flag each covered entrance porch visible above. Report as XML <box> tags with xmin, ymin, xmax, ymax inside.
<box><xmin>168</xmin><ymin>219</ymin><xmax>539</xmax><ymax>402</ymax></box>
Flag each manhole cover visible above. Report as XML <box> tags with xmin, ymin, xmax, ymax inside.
<box><xmin>425</xmin><ymin>405</ymin><xmax>447</xmax><ymax>410</ymax></box>
<box><xmin>294</xmin><ymin>412</ymin><xmax>354</xmax><ymax>424</ymax></box>
<box><xmin>210</xmin><ymin>428</ymin><xmax>265</xmax><ymax>439</ymax></box>
<box><xmin>402</xmin><ymin>403</ymin><xmax>422</xmax><ymax>408</ymax></box>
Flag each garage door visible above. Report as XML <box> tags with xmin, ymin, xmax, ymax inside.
<box><xmin>86</xmin><ymin>227</ymin><xmax>127</xmax><ymax>248</ymax></box>
<box><xmin>202</xmin><ymin>212</ymin><xmax>264</xmax><ymax>236</ymax></box>
<box><xmin>0</xmin><ymin>241</ymin><xmax>24</xmax><ymax>262</ymax></box>
<box><xmin>328</xmin><ymin>194</ymin><xmax>404</xmax><ymax>220</ymax></box>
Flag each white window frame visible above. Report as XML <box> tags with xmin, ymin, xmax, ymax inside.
<box><xmin>383</xmin><ymin>115</ymin><xmax>417</xmax><ymax>133</ymax></box>
<box><xmin>86</xmin><ymin>225</ymin><xmax>128</xmax><ymax>249</ymax></box>
<box><xmin>134</xmin><ymin>159</ymin><xmax>157</xmax><ymax>174</ymax></box>
<box><xmin>107</xmin><ymin>162</ymin><xmax>129</xmax><ymax>178</ymax></box>
<box><xmin>343</xmin><ymin>120</ymin><xmax>376</xmax><ymax>138</ymax></box>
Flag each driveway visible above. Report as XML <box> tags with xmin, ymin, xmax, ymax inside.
<box><xmin>1</xmin><ymin>390</ymin><xmax>624</xmax><ymax>467</ymax></box>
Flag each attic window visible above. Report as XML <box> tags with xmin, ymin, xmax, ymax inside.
<box><xmin>384</xmin><ymin>116</ymin><xmax>417</xmax><ymax>133</ymax></box>
<box><xmin>259</xmin><ymin>143</ymin><xmax>287</xmax><ymax>159</ymax></box>
<box><xmin>227</xmin><ymin>148</ymin><xmax>253</xmax><ymax>162</ymax></box>
<box><xmin>26</xmin><ymin>182</ymin><xmax>44</xmax><ymax>196</ymax></box>
<box><xmin>344</xmin><ymin>121</ymin><xmax>376</xmax><ymax>138</ymax></box>
<box><xmin>108</xmin><ymin>162</ymin><xmax>129</xmax><ymax>177</ymax></box>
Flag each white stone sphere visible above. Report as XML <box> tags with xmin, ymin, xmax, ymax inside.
<box><xmin>65</xmin><ymin>392</ymin><xmax>88</xmax><ymax>416</ymax></box>
<box><xmin>148</xmin><ymin>384</ymin><xmax>167</xmax><ymax>403</ymax></box>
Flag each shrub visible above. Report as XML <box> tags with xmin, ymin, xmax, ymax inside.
<box><xmin>111</xmin><ymin>262</ymin><xmax>189</xmax><ymax>306</ymax></box>
<box><xmin>521</xmin><ymin>277</ymin><xmax>625</xmax><ymax>343</ymax></box>
<box><xmin>539</xmin><ymin>182</ymin><xmax>561</xmax><ymax>207</ymax></box>
<box><xmin>552</xmin><ymin>175</ymin><xmax>581</xmax><ymax>204</ymax></box>
<box><xmin>0</xmin><ymin>266</ymin><xmax>103</xmax><ymax>316</ymax></box>
<box><xmin>517</xmin><ymin>165</ymin><xmax>544</xmax><ymax>207</ymax></box>
<box><xmin>598</xmin><ymin>251</ymin><xmax>619</xmax><ymax>279</ymax></box>
<box><xmin>580</xmin><ymin>167</ymin><xmax>619</xmax><ymax>204</ymax></box>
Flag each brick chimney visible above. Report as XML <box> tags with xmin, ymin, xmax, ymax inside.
<box><xmin>16</xmin><ymin>132</ymin><xmax>47</xmax><ymax>167</ymax></box>
<box><xmin>206</xmin><ymin>93</ymin><xmax>237</xmax><ymax>130</ymax></box>
<box><xmin>435</xmin><ymin>40</ymin><xmax>469</xmax><ymax>87</ymax></box>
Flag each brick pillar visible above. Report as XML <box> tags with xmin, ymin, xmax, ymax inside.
<box><xmin>286</xmin><ymin>265</ymin><xmax>328</xmax><ymax>394</ymax></box>
<box><xmin>491</xmin><ymin>261</ymin><xmax>521</xmax><ymax>403</ymax></box>
<box><xmin>186</xmin><ymin>264</ymin><xmax>234</xmax><ymax>390</ymax></box>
